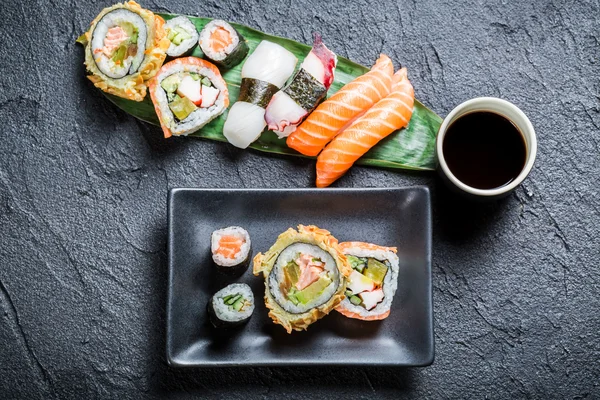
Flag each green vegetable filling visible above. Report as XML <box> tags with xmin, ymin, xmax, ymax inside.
<box><xmin>168</xmin><ymin>95</ymin><xmax>197</xmax><ymax>120</ymax></box>
<box><xmin>364</xmin><ymin>258</ymin><xmax>388</xmax><ymax>286</ymax></box>
<box><xmin>288</xmin><ymin>274</ymin><xmax>332</xmax><ymax>305</ymax></box>
<box><xmin>167</xmin><ymin>26</ymin><xmax>192</xmax><ymax>46</ymax></box>
<box><xmin>347</xmin><ymin>255</ymin><xmax>366</xmax><ymax>273</ymax></box>
<box><xmin>221</xmin><ymin>293</ymin><xmax>247</xmax><ymax>311</ymax></box>
<box><xmin>350</xmin><ymin>295</ymin><xmax>362</xmax><ymax>306</ymax></box>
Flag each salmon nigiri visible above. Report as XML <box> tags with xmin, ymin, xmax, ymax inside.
<box><xmin>316</xmin><ymin>68</ymin><xmax>415</xmax><ymax>187</ymax></box>
<box><xmin>286</xmin><ymin>54</ymin><xmax>394</xmax><ymax>156</ymax></box>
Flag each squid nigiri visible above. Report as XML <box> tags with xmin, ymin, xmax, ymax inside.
<box><xmin>316</xmin><ymin>68</ymin><xmax>415</xmax><ymax>187</ymax></box>
<box><xmin>264</xmin><ymin>33</ymin><xmax>337</xmax><ymax>138</ymax></box>
<box><xmin>286</xmin><ymin>54</ymin><xmax>394</xmax><ymax>156</ymax></box>
<box><xmin>223</xmin><ymin>41</ymin><xmax>297</xmax><ymax>149</ymax></box>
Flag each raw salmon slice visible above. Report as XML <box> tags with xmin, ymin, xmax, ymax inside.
<box><xmin>216</xmin><ymin>235</ymin><xmax>244</xmax><ymax>259</ymax></box>
<box><xmin>316</xmin><ymin>68</ymin><xmax>415</xmax><ymax>187</ymax></box>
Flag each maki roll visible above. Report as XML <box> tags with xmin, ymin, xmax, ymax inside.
<box><xmin>335</xmin><ymin>242</ymin><xmax>400</xmax><ymax>321</ymax></box>
<box><xmin>148</xmin><ymin>57</ymin><xmax>229</xmax><ymax>137</ymax></box>
<box><xmin>80</xmin><ymin>1</ymin><xmax>170</xmax><ymax>101</ymax></box>
<box><xmin>253</xmin><ymin>225</ymin><xmax>351</xmax><ymax>333</ymax></box>
<box><xmin>265</xmin><ymin>33</ymin><xmax>338</xmax><ymax>138</ymax></box>
<box><xmin>199</xmin><ymin>20</ymin><xmax>249</xmax><ymax>69</ymax></box>
<box><xmin>207</xmin><ymin>283</ymin><xmax>255</xmax><ymax>328</ymax></box>
<box><xmin>164</xmin><ymin>16</ymin><xmax>199</xmax><ymax>57</ymax></box>
<box><xmin>223</xmin><ymin>41</ymin><xmax>297</xmax><ymax>149</ymax></box>
<box><xmin>211</xmin><ymin>226</ymin><xmax>252</xmax><ymax>276</ymax></box>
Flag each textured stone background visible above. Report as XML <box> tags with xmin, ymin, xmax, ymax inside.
<box><xmin>1</xmin><ymin>0</ymin><xmax>599</xmax><ymax>398</ymax></box>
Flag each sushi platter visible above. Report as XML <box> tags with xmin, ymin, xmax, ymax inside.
<box><xmin>77</xmin><ymin>2</ymin><xmax>442</xmax><ymax>186</ymax></box>
<box><xmin>79</xmin><ymin>2</ymin><xmax>435</xmax><ymax>366</ymax></box>
<box><xmin>167</xmin><ymin>188</ymin><xmax>433</xmax><ymax>366</ymax></box>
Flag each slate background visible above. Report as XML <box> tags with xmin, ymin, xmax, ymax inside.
<box><xmin>1</xmin><ymin>0</ymin><xmax>599</xmax><ymax>398</ymax></box>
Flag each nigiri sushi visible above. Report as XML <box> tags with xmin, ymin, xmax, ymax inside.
<box><xmin>286</xmin><ymin>54</ymin><xmax>394</xmax><ymax>156</ymax></box>
<box><xmin>316</xmin><ymin>68</ymin><xmax>415</xmax><ymax>187</ymax></box>
<box><xmin>223</xmin><ymin>41</ymin><xmax>297</xmax><ymax>148</ymax></box>
<box><xmin>264</xmin><ymin>33</ymin><xmax>337</xmax><ymax>138</ymax></box>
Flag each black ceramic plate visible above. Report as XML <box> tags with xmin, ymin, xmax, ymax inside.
<box><xmin>167</xmin><ymin>187</ymin><xmax>433</xmax><ymax>367</ymax></box>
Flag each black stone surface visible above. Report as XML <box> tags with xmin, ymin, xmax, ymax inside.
<box><xmin>1</xmin><ymin>0</ymin><xmax>598</xmax><ymax>398</ymax></box>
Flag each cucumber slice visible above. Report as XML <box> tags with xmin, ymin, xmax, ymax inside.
<box><xmin>232</xmin><ymin>298</ymin><xmax>244</xmax><ymax>311</ymax></box>
<box><xmin>201</xmin><ymin>77</ymin><xmax>212</xmax><ymax>87</ymax></box>
<box><xmin>350</xmin><ymin>295</ymin><xmax>362</xmax><ymax>306</ymax></box>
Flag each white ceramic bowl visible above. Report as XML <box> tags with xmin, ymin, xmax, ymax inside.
<box><xmin>436</xmin><ymin>97</ymin><xmax>537</xmax><ymax>199</ymax></box>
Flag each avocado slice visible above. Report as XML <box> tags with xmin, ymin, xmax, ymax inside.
<box><xmin>284</xmin><ymin>261</ymin><xmax>300</xmax><ymax>288</ymax></box>
<box><xmin>292</xmin><ymin>275</ymin><xmax>332</xmax><ymax>305</ymax></box>
<box><xmin>168</xmin><ymin>95</ymin><xmax>197</xmax><ymax>120</ymax></box>
<box><xmin>364</xmin><ymin>258</ymin><xmax>388</xmax><ymax>286</ymax></box>
<box><xmin>161</xmin><ymin>74</ymin><xmax>181</xmax><ymax>93</ymax></box>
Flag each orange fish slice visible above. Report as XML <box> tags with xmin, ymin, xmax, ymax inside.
<box><xmin>216</xmin><ymin>235</ymin><xmax>244</xmax><ymax>259</ymax></box>
<box><xmin>315</xmin><ymin>68</ymin><xmax>415</xmax><ymax>187</ymax></box>
<box><xmin>286</xmin><ymin>54</ymin><xmax>394</xmax><ymax>156</ymax></box>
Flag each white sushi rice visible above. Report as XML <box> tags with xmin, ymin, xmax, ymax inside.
<box><xmin>340</xmin><ymin>246</ymin><xmax>399</xmax><ymax>318</ymax></box>
<box><xmin>211</xmin><ymin>226</ymin><xmax>251</xmax><ymax>267</ymax></box>
<box><xmin>91</xmin><ymin>9</ymin><xmax>148</xmax><ymax>79</ymax></box>
<box><xmin>268</xmin><ymin>243</ymin><xmax>340</xmax><ymax>314</ymax></box>
<box><xmin>153</xmin><ymin>62</ymin><xmax>228</xmax><ymax>136</ymax></box>
<box><xmin>211</xmin><ymin>283</ymin><xmax>254</xmax><ymax>323</ymax></box>
<box><xmin>199</xmin><ymin>20</ymin><xmax>240</xmax><ymax>62</ymax></box>
<box><xmin>164</xmin><ymin>16</ymin><xmax>199</xmax><ymax>57</ymax></box>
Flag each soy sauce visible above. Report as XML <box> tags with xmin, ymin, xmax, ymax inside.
<box><xmin>442</xmin><ymin>111</ymin><xmax>526</xmax><ymax>190</ymax></box>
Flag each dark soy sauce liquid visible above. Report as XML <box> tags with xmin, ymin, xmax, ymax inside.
<box><xmin>442</xmin><ymin>111</ymin><xmax>527</xmax><ymax>190</ymax></box>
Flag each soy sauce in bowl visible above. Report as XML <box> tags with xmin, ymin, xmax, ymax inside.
<box><xmin>442</xmin><ymin>111</ymin><xmax>527</xmax><ymax>190</ymax></box>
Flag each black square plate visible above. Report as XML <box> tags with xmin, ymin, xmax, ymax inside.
<box><xmin>167</xmin><ymin>187</ymin><xmax>433</xmax><ymax>367</ymax></box>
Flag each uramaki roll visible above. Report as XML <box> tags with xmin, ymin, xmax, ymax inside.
<box><xmin>253</xmin><ymin>225</ymin><xmax>351</xmax><ymax>333</ymax></box>
<box><xmin>148</xmin><ymin>57</ymin><xmax>229</xmax><ymax>138</ymax></box>
<box><xmin>335</xmin><ymin>242</ymin><xmax>399</xmax><ymax>321</ymax></box>
<box><xmin>81</xmin><ymin>1</ymin><xmax>170</xmax><ymax>101</ymax></box>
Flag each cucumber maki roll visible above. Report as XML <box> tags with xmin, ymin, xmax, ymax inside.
<box><xmin>335</xmin><ymin>242</ymin><xmax>400</xmax><ymax>321</ymax></box>
<box><xmin>253</xmin><ymin>225</ymin><xmax>351</xmax><ymax>333</ymax></box>
<box><xmin>148</xmin><ymin>57</ymin><xmax>229</xmax><ymax>138</ymax></box>
<box><xmin>199</xmin><ymin>20</ymin><xmax>249</xmax><ymax>69</ymax></box>
<box><xmin>211</xmin><ymin>226</ymin><xmax>252</xmax><ymax>276</ymax></box>
<box><xmin>207</xmin><ymin>283</ymin><xmax>255</xmax><ymax>328</ymax></box>
<box><xmin>164</xmin><ymin>16</ymin><xmax>199</xmax><ymax>57</ymax></box>
<box><xmin>79</xmin><ymin>1</ymin><xmax>170</xmax><ymax>101</ymax></box>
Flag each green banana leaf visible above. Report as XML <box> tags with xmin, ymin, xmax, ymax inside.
<box><xmin>100</xmin><ymin>13</ymin><xmax>442</xmax><ymax>170</ymax></box>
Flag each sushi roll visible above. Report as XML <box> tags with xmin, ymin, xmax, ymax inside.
<box><xmin>207</xmin><ymin>283</ymin><xmax>255</xmax><ymax>328</ymax></box>
<box><xmin>211</xmin><ymin>226</ymin><xmax>252</xmax><ymax>276</ymax></box>
<box><xmin>148</xmin><ymin>57</ymin><xmax>229</xmax><ymax>138</ymax></box>
<box><xmin>199</xmin><ymin>20</ymin><xmax>249</xmax><ymax>69</ymax></box>
<box><xmin>164</xmin><ymin>16</ymin><xmax>199</xmax><ymax>57</ymax></box>
<box><xmin>81</xmin><ymin>1</ymin><xmax>170</xmax><ymax>101</ymax></box>
<box><xmin>253</xmin><ymin>225</ymin><xmax>351</xmax><ymax>333</ymax></box>
<box><xmin>223</xmin><ymin>41</ymin><xmax>297</xmax><ymax>149</ymax></box>
<box><xmin>265</xmin><ymin>33</ymin><xmax>338</xmax><ymax>138</ymax></box>
<box><xmin>335</xmin><ymin>242</ymin><xmax>400</xmax><ymax>321</ymax></box>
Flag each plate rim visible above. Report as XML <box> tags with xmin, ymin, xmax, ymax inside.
<box><xmin>166</xmin><ymin>186</ymin><xmax>434</xmax><ymax>367</ymax></box>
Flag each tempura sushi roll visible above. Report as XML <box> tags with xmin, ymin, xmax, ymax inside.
<box><xmin>207</xmin><ymin>283</ymin><xmax>255</xmax><ymax>328</ymax></box>
<box><xmin>164</xmin><ymin>16</ymin><xmax>199</xmax><ymax>57</ymax></box>
<box><xmin>148</xmin><ymin>57</ymin><xmax>229</xmax><ymax>138</ymax></box>
<box><xmin>265</xmin><ymin>33</ymin><xmax>337</xmax><ymax>138</ymax></box>
<box><xmin>253</xmin><ymin>225</ymin><xmax>351</xmax><ymax>333</ymax></box>
<box><xmin>81</xmin><ymin>1</ymin><xmax>170</xmax><ymax>101</ymax></box>
<box><xmin>199</xmin><ymin>20</ymin><xmax>249</xmax><ymax>69</ymax></box>
<box><xmin>223</xmin><ymin>41</ymin><xmax>297</xmax><ymax>149</ymax></box>
<box><xmin>211</xmin><ymin>226</ymin><xmax>252</xmax><ymax>276</ymax></box>
<box><xmin>335</xmin><ymin>242</ymin><xmax>399</xmax><ymax>321</ymax></box>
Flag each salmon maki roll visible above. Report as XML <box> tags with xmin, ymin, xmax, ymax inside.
<box><xmin>211</xmin><ymin>226</ymin><xmax>252</xmax><ymax>277</ymax></box>
<box><xmin>336</xmin><ymin>242</ymin><xmax>400</xmax><ymax>321</ymax></box>
<box><xmin>316</xmin><ymin>67</ymin><xmax>415</xmax><ymax>187</ymax></box>
<box><xmin>286</xmin><ymin>54</ymin><xmax>394</xmax><ymax>156</ymax></box>
<box><xmin>80</xmin><ymin>1</ymin><xmax>170</xmax><ymax>101</ymax></box>
<box><xmin>148</xmin><ymin>57</ymin><xmax>229</xmax><ymax>138</ymax></box>
<box><xmin>199</xmin><ymin>20</ymin><xmax>249</xmax><ymax>69</ymax></box>
<box><xmin>253</xmin><ymin>225</ymin><xmax>351</xmax><ymax>333</ymax></box>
